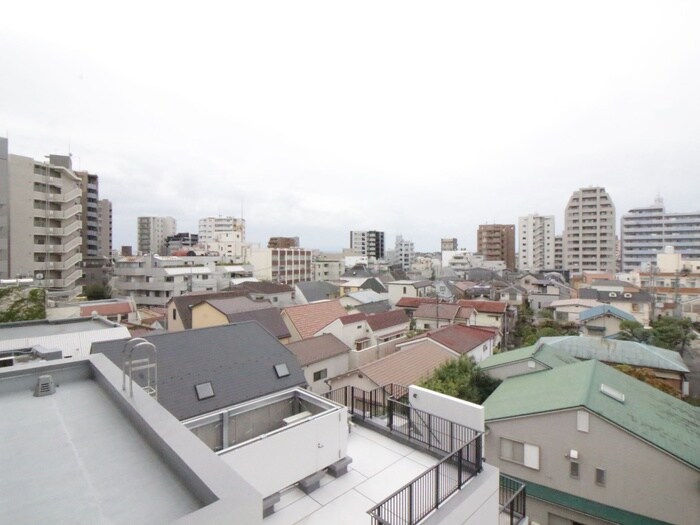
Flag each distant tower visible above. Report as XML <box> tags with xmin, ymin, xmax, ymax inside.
<box><xmin>137</xmin><ymin>217</ymin><xmax>176</xmax><ymax>255</ymax></box>
<box><xmin>350</xmin><ymin>230</ymin><xmax>385</xmax><ymax>260</ymax></box>
<box><xmin>563</xmin><ymin>186</ymin><xmax>616</xmax><ymax>274</ymax></box>
<box><xmin>477</xmin><ymin>224</ymin><xmax>516</xmax><ymax>270</ymax></box>
<box><xmin>518</xmin><ymin>214</ymin><xmax>555</xmax><ymax>272</ymax></box>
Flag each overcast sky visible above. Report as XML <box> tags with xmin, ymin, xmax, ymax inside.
<box><xmin>2</xmin><ymin>1</ymin><xmax>699</xmax><ymax>253</ymax></box>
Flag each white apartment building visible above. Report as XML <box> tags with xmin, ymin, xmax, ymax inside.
<box><xmin>313</xmin><ymin>252</ymin><xmax>345</xmax><ymax>281</ymax></box>
<box><xmin>441</xmin><ymin>250</ymin><xmax>506</xmax><ymax>277</ymax></box>
<box><xmin>137</xmin><ymin>216</ymin><xmax>176</xmax><ymax>255</ymax></box>
<box><xmin>563</xmin><ymin>186</ymin><xmax>616</xmax><ymax>274</ymax></box>
<box><xmin>247</xmin><ymin>246</ymin><xmax>312</xmax><ymax>285</ymax></box>
<box><xmin>350</xmin><ymin>230</ymin><xmax>385</xmax><ymax>260</ymax></box>
<box><xmin>518</xmin><ymin>214</ymin><xmax>555</xmax><ymax>272</ymax></box>
<box><xmin>1</xmin><ymin>139</ymin><xmax>83</xmax><ymax>299</ymax></box>
<box><xmin>621</xmin><ymin>197</ymin><xmax>700</xmax><ymax>272</ymax></box>
<box><xmin>198</xmin><ymin>216</ymin><xmax>246</xmax><ymax>244</ymax></box>
<box><xmin>394</xmin><ymin>234</ymin><xmax>415</xmax><ymax>271</ymax></box>
<box><xmin>203</xmin><ymin>230</ymin><xmax>245</xmax><ymax>262</ymax></box>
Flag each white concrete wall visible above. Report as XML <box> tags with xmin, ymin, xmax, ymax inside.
<box><xmin>303</xmin><ymin>353</ymin><xmax>349</xmax><ymax>394</ymax></box>
<box><xmin>408</xmin><ymin>385</ymin><xmax>484</xmax><ymax>432</ymax></box>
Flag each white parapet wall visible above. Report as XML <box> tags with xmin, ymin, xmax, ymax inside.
<box><xmin>408</xmin><ymin>385</ymin><xmax>485</xmax><ymax>433</ymax></box>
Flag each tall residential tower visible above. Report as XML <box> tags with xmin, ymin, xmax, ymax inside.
<box><xmin>518</xmin><ymin>214</ymin><xmax>555</xmax><ymax>272</ymax></box>
<box><xmin>477</xmin><ymin>224</ymin><xmax>516</xmax><ymax>270</ymax></box>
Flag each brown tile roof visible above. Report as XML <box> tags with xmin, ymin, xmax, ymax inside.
<box><xmin>80</xmin><ymin>301</ymin><xmax>134</xmax><ymax>317</ymax></box>
<box><xmin>366</xmin><ymin>309</ymin><xmax>409</xmax><ymax>331</ymax></box>
<box><xmin>427</xmin><ymin>324</ymin><xmax>496</xmax><ymax>355</ymax></box>
<box><xmin>414</xmin><ymin>303</ymin><xmax>461</xmax><ymax>320</ymax></box>
<box><xmin>396</xmin><ymin>297</ymin><xmax>439</xmax><ymax>308</ymax></box>
<box><xmin>282</xmin><ymin>300</ymin><xmax>347</xmax><ymax>339</ymax></box>
<box><xmin>169</xmin><ymin>290</ymin><xmax>248</xmax><ymax>329</ymax></box>
<box><xmin>286</xmin><ymin>334</ymin><xmax>350</xmax><ymax>366</ymax></box>
<box><xmin>340</xmin><ymin>313</ymin><xmax>367</xmax><ymax>325</ymax></box>
<box><xmin>457</xmin><ymin>300</ymin><xmax>508</xmax><ymax>314</ymax></box>
<box><xmin>359</xmin><ymin>343</ymin><xmax>455</xmax><ymax>387</ymax></box>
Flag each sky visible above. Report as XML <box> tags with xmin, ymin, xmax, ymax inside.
<box><xmin>2</xmin><ymin>1</ymin><xmax>699</xmax><ymax>253</ymax></box>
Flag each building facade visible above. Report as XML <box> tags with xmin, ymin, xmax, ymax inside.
<box><xmin>620</xmin><ymin>197</ymin><xmax>700</xmax><ymax>272</ymax></box>
<box><xmin>248</xmin><ymin>246</ymin><xmax>313</xmax><ymax>285</ymax></box>
<box><xmin>198</xmin><ymin>216</ymin><xmax>245</xmax><ymax>244</ymax></box>
<box><xmin>394</xmin><ymin>235</ymin><xmax>415</xmax><ymax>271</ymax></box>
<box><xmin>477</xmin><ymin>224</ymin><xmax>516</xmax><ymax>270</ymax></box>
<box><xmin>441</xmin><ymin>237</ymin><xmax>458</xmax><ymax>251</ymax></box>
<box><xmin>350</xmin><ymin>230</ymin><xmax>385</xmax><ymax>260</ymax></box>
<box><xmin>1</xmin><ymin>141</ymin><xmax>83</xmax><ymax>299</ymax></box>
<box><xmin>518</xmin><ymin>214</ymin><xmax>555</xmax><ymax>272</ymax></box>
<box><xmin>563</xmin><ymin>187</ymin><xmax>616</xmax><ymax>274</ymax></box>
<box><xmin>78</xmin><ymin>171</ymin><xmax>100</xmax><ymax>258</ymax></box>
<box><xmin>98</xmin><ymin>199</ymin><xmax>112</xmax><ymax>256</ymax></box>
<box><xmin>137</xmin><ymin>216</ymin><xmax>176</xmax><ymax>255</ymax></box>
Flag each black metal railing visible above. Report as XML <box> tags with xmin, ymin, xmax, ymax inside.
<box><xmin>368</xmin><ymin>434</ymin><xmax>482</xmax><ymax>525</ymax></box>
<box><xmin>499</xmin><ymin>474</ymin><xmax>526</xmax><ymax>525</ymax></box>
<box><xmin>324</xmin><ymin>384</ymin><xmax>484</xmax><ymax>525</ymax></box>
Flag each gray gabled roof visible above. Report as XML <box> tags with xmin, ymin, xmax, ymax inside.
<box><xmin>295</xmin><ymin>281</ymin><xmax>340</xmax><ymax>303</ymax></box>
<box><xmin>91</xmin><ymin>322</ymin><xmax>306</xmax><ymax>420</ymax></box>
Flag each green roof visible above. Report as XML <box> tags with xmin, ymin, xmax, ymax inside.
<box><xmin>520</xmin><ymin>478</ymin><xmax>672</xmax><ymax>525</ymax></box>
<box><xmin>477</xmin><ymin>343</ymin><xmax>577</xmax><ymax>371</ymax></box>
<box><xmin>484</xmin><ymin>360</ymin><xmax>700</xmax><ymax>469</ymax></box>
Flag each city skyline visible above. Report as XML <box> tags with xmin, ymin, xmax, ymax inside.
<box><xmin>2</xmin><ymin>2</ymin><xmax>699</xmax><ymax>252</ymax></box>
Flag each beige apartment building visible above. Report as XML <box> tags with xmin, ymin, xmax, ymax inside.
<box><xmin>563</xmin><ymin>186</ymin><xmax>616</xmax><ymax>274</ymax></box>
<box><xmin>0</xmin><ymin>138</ymin><xmax>83</xmax><ymax>299</ymax></box>
<box><xmin>477</xmin><ymin>224</ymin><xmax>516</xmax><ymax>270</ymax></box>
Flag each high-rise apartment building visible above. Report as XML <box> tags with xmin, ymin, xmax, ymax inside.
<box><xmin>554</xmin><ymin>235</ymin><xmax>564</xmax><ymax>271</ymax></box>
<box><xmin>248</xmin><ymin>247</ymin><xmax>312</xmax><ymax>285</ymax></box>
<box><xmin>79</xmin><ymin>171</ymin><xmax>100</xmax><ymax>258</ymax></box>
<box><xmin>477</xmin><ymin>224</ymin><xmax>516</xmax><ymax>270</ymax></box>
<box><xmin>350</xmin><ymin>230</ymin><xmax>385</xmax><ymax>260</ymax></box>
<box><xmin>137</xmin><ymin>216</ymin><xmax>176</xmax><ymax>255</ymax></box>
<box><xmin>620</xmin><ymin>197</ymin><xmax>700</xmax><ymax>272</ymax></box>
<box><xmin>518</xmin><ymin>214</ymin><xmax>555</xmax><ymax>272</ymax></box>
<box><xmin>441</xmin><ymin>238</ymin><xmax>458</xmax><ymax>251</ymax></box>
<box><xmin>198</xmin><ymin>216</ymin><xmax>245</xmax><ymax>244</ymax></box>
<box><xmin>394</xmin><ymin>235</ymin><xmax>415</xmax><ymax>271</ymax></box>
<box><xmin>0</xmin><ymin>139</ymin><xmax>83</xmax><ymax>298</ymax></box>
<box><xmin>563</xmin><ymin>186</ymin><xmax>616</xmax><ymax>274</ymax></box>
<box><xmin>98</xmin><ymin>199</ymin><xmax>113</xmax><ymax>256</ymax></box>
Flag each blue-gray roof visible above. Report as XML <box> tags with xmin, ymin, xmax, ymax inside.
<box><xmin>91</xmin><ymin>322</ymin><xmax>306</xmax><ymax>420</ymax></box>
<box><xmin>295</xmin><ymin>281</ymin><xmax>340</xmax><ymax>303</ymax></box>
<box><xmin>579</xmin><ymin>304</ymin><xmax>636</xmax><ymax>323</ymax></box>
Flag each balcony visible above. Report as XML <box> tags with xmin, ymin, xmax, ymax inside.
<box><xmin>499</xmin><ymin>475</ymin><xmax>526</xmax><ymax>525</ymax></box>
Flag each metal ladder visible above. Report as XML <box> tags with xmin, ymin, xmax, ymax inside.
<box><xmin>122</xmin><ymin>338</ymin><xmax>158</xmax><ymax>400</ymax></box>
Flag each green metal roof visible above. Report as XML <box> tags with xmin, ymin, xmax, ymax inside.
<box><xmin>484</xmin><ymin>360</ymin><xmax>700</xmax><ymax>469</ymax></box>
<box><xmin>477</xmin><ymin>343</ymin><xmax>578</xmax><ymax>371</ymax></box>
<box><xmin>520</xmin><ymin>478</ymin><xmax>672</xmax><ymax>525</ymax></box>
<box><xmin>477</xmin><ymin>345</ymin><xmax>538</xmax><ymax>368</ymax></box>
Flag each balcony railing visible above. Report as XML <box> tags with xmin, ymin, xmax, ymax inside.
<box><xmin>499</xmin><ymin>474</ymin><xmax>526</xmax><ymax>525</ymax></box>
<box><xmin>324</xmin><ymin>384</ymin><xmax>483</xmax><ymax>525</ymax></box>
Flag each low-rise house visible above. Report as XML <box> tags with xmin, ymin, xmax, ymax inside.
<box><xmin>413</xmin><ymin>302</ymin><xmax>476</xmax><ymax>330</ymax></box>
<box><xmin>338</xmin><ymin>289</ymin><xmax>390</xmax><ymax>313</ymax></box>
<box><xmin>229</xmin><ymin>281</ymin><xmax>296</xmax><ymax>308</ymax></box>
<box><xmin>498</xmin><ymin>284</ymin><xmax>527</xmax><ymax>306</ymax></box>
<box><xmin>578</xmin><ymin>304</ymin><xmax>637</xmax><ymax>337</ymax></box>
<box><xmin>395</xmin><ymin>296</ymin><xmax>442</xmax><ymax>318</ymax></box>
<box><xmin>281</xmin><ymin>299</ymin><xmax>347</xmax><ymax>342</ymax></box>
<box><xmin>578</xmin><ymin>288</ymin><xmax>652</xmax><ymax>326</ymax></box>
<box><xmin>457</xmin><ymin>300</ymin><xmax>510</xmax><ymax>338</ymax></box>
<box><xmin>166</xmin><ymin>290</ymin><xmax>248</xmax><ymax>331</ymax></box>
<box><xmin>386</xmin><ymin>279</ymin><xmax>435</xmax><ymax>306</ymax></box>
<box><xmin>480</xmin><ymin>336</ymin><xmax>690</xmax><ymax>395</ymax></box>
<box><xmin>285</xmin><ymin>334</ymin><xmax>350</xmax><ymax>393</ymax></box>
<box><xmin>46</xmin><ymin>297</ymin><xmax>138</xmax><ymax>323</ymax></box>
<box><xmin>549</xmin><ymin>298</ymin><xmax>603</xmax><ymax>323</ymax></box>
<box><xmin>190</xmin><ymin>296</ymin><xmax>291</xmax><ymax>342</ymax></box>
<box><xmin>484</xmin><ymin>360</ymin><xmax>700</xmax><ymax>525</ymax></box>
<box><xmin>0</xmin><ymin>316</ymin><xmax>131</xmax><ymax>363</ymax></box>
<box><xmin>329</xmin><ymin>276</ymin><xmax>386</xmax><ymax>296</ymax></box>
<box><xmin>293</xmin><ymin>281</ymin><xmax>340</xmax><ymax>304</ymax></box>
<box><xmin>399</xmin><ymin>324</ymin><xmax>498</xmax><ymax>363</ymax></box>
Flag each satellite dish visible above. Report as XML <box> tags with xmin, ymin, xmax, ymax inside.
<box><xmin>35</xmin><ymin>273</ymin><xmax>44</xmax><ymax>280</ymax></box>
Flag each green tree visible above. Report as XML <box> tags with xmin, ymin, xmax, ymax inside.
<box><xmin>616</xmin><ymin>320</ymin><xmax>652</xmax><ymax>343</ymax></box>
<box><xmin>0</xmin><ymin>287</ymin><xmax>46</xmax><ymax>322</ymax></box>
<box><xmin>83</xmin><ymin>284</ymin><xmax>112</xmax><ymax>301</ymax></box>
<box><xmin>650</xmin><ymin>316</ymin><xmax>695</xmax><ymax>352</ymax></box>
<box><xmin>419</xmin><ymin>356</ymin><xmax>501</xmax><ymax>404</ymax></box>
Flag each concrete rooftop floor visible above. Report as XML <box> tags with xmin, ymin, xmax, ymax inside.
<box><xmin>263</xmin><ymin>423</ymin><xmax>443</xmax><ymax>525</ymax></box>
<box><xmin>0</xmin><ymin>379</ymin><xmax>201</xmax><ymax>524</ymax></box>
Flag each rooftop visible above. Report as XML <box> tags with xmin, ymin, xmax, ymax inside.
<box><xmin>427</xmin><ymin>324</ymin><xmax>497</xmax><ymax>355</ymax></box>
<box><xmin>282</xmin><ymin>300</ymin><xmax>347</xmax><ymax>339</ymax></box>
<box><xmin>286</xmin><ymin>334</ymin><xmax>350</xmax><ymax>367</ymax></box>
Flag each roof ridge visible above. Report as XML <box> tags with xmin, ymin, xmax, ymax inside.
<box><xmin>638</xmin><ymin>342</ymin><xmax>687</xmax><ymax>371</ymax></box>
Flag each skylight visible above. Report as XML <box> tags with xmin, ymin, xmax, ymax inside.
<box><xmin>274</xmin><ymin>363</ymin><xmax>290</xmax><ymax>378</ymax></box>
<box><xmin>195</xmin><ymin>382</ymin><xmax>215</xmax><ymax>400</ymax></box>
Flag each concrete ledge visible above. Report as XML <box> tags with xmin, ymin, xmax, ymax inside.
<box><xmin>327</xmin><ymin>456</ymin><xmax>353</xmax><ymax>478</ymax></box>
<box><xmin>299</xmin><ymin>471</ymin><xmax>325</xmax><ymax>494</ymax></box>
<box><xmin>262</xmin><ymin>492</ymin><xmax>281</xmax><ymax>517</ymax></box>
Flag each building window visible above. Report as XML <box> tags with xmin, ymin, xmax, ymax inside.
<box><xmin>313</xmin><ymin>369</ymin><xmax>328</xmax><ymax>382</ymax></box>
<box><xmin>595</xmin><ymin>468</ymin><xmax>606</xmax><ymax>486</ymax></box>
<box><xmin>500</xmin><ymin>438</ymin><xmax>539</xmax><ymax>469</ymax></box>
<box><xmin>570</xmin><ymin>461</ymin><xmax>580</xmax><ymax>479</ymax></box>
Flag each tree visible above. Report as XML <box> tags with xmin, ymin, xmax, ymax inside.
<box><xmin>616</xmin><ymin>320</ymin><xmax>652</xmax><ymax>344</ymax></box>
<box><xmin>650</xmin><ymin>316</ymin><xmax>695</xmax><ymax>352</ymax></box>
<box><xmin>83</xmin><ymin>284</ymin><xmax>112</xmax><ymax>301</ymax></box>
<box><xmin>419</xmin><ymin>356</ymin><xmax>501</xmax><ymax>404</ymax></box>
<box><xmin>614</xmin><ymin>365</ymin><xmax>680</xmax><ymax>398</ymax></box>
<box><xmin>0</xmin><ymin>287</ymin><xmax>45</xmax><ymax>322</ymax></box>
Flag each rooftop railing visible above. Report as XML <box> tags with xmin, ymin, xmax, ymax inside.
<box><xmin>324</xmin><ymin>384</ymin><xmax>483</xmax><ymax>525</ymax></box>
<box><xmin>499</xmin><ymin>474</ymin><xmax>526</xmax><ymax>525</ymax></box>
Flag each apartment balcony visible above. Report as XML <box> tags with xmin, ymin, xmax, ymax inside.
<box><xmin>46</xmin><ymin>204</ymin><xmax>81</xmax><ymax>220</ymax></box>
<box><xmin>499</xmin><ymin>475</ymin><xmax>527</xmax><ymax>525</ymax></box>
<box><xmin>115</xmin><ymin>280</ymin><xmax>177</xmax><ymax>292</ymax></box>
<box><xmin>45</xmin><ymin>252</ymin><xmax>82</xmax><ymax>271</ymax></box>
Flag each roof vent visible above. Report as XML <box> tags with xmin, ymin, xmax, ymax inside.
<box><xmin>195</xmin><ymin>381</ymin><xmax>214</xmax><ymax>401</ymax></box>
<box><xmin>623</xmin><ymin>293</ymin><xmax>632</xmax><ymax>298</ymax></box>
<box><xmin>600</xmin><ymin>383</ymin><xmax>625</xmax><ymax>403</ymax></box>
<box><xmin>274</xmin><ymin>363</ymin><xmax>290</xmax><ymax>378</ymax></box>
<box><xmin>34</xmin><ymin>374</ymin><xmax>56</xmax><ymax>397</ymax></box>
<box><xmin>609</xmin><ymin>292</ymin><xmax>617</xmax><ymax>297</ymax></box>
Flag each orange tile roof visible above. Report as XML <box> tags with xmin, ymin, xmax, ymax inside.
<box><xmin>428</xmin><ymin>324</ymin><xmax>496</xmax><ymax>355</ymax></box>
<box><xmin>283</xmin><ymin>300</ymin><xmax>347</xmax><ymax>339</ymax></box>
<box><xmin>457</xmin><ymin>299</ymin><xmax>508</xmax><ymax>314</ymax></box>
<box><xmin>366</xmin><ymin>310</ymin><xmax>409</xmax><ymax>331</ymax></box>
<box><xmin>80</xmin><ymin>302</ymin><xmax>134</xmax><ymax>317</ymax></box>
<box><xmin>286</xmin><ymin>334</ymin><xmax>350</xmax><ymax>366</ymax></box>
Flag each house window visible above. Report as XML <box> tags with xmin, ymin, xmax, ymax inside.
<box><xmin>570</xmin><ymin>461</ymin><xmax>580</xmax><ymax>479</ymax></box>
<box><xmin>172</xmin><ymin>309</ymin><xmax>177</xmax><ymax>320</ymax></box>
<box><xmin>595</xmin><ymin>468</ymin><xmax>606</xmax><ymax>486</ymax></box>
<box><xmin>500</xmin><ymin>438</ymin><xmax>539</xmax><ymax>469</ymax></box>
<box><xmin>577</xmin><ymin>410</ymin><xmax>589</xmax><ymax>433</ymax></box>
<box><xmin>313</xmin><ymin>369</ymin><xmax>328</xmax><ymax>381</ymax></box>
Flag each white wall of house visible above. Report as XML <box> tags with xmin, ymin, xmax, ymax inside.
<box><xmin>302</xmin><ymin>354</ymin><xmax>350</xmax><ymax>394</ymax></box>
